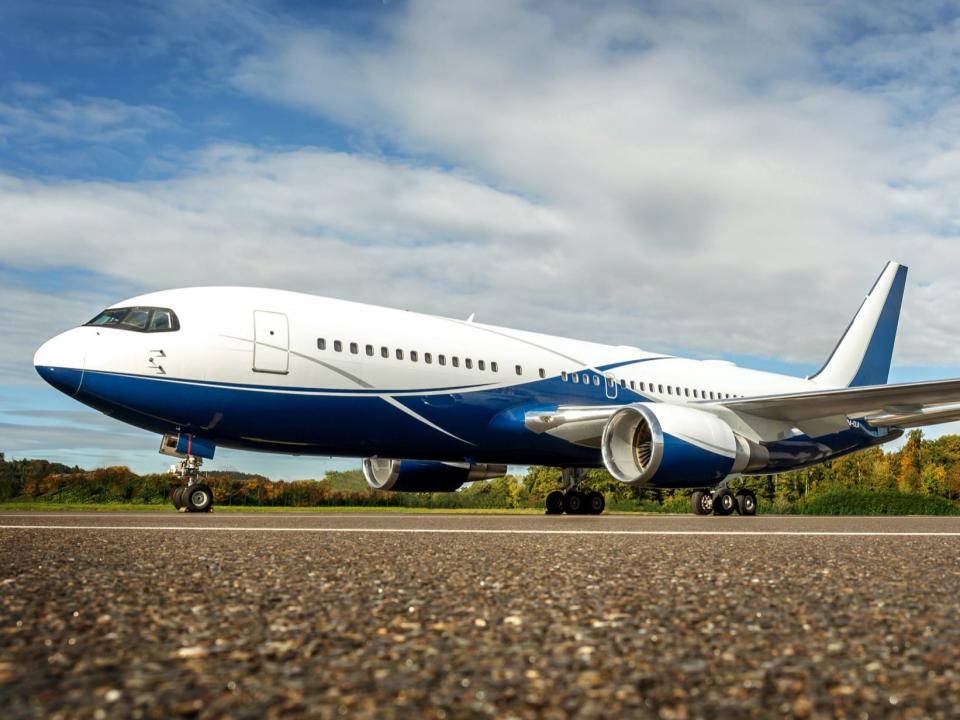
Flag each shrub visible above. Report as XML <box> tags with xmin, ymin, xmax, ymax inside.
<box><xmin>797</xmin><ymin>486</ymin><xmax>960</xmax><ymax>516</ymax></box>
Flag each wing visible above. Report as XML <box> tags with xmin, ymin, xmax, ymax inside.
<box><xmin>718</xmin><ymin>378</ymin><xmax>960</xmax><ymax>428</ymax></box>
<box><xmin>524</xmin><ymin>380</ymin><xmax>960</xmax><ymax>449</ymax></box>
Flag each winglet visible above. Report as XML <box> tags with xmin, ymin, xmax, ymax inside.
<box><xmin>809</xmin><ymin>262</ymin><xmax>908</xmax><ymax>388</ymax></box>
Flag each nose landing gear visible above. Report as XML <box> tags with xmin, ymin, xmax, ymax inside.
<box><xmin>545</xmin><ymin>469</ymin><xmax>606</xmax><ymax>515</ymax></box>
<box><xmin>169</xmin><ymin>455</ymin><xmax>214</xmax><ymax>512</ymax></box>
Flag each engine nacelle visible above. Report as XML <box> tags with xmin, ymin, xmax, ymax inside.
<box><xmin>601</xmin><ymin>404</ymin><xmax>761</xmax><ymax>488</ymax></box>
<box><xmin>362</xmin><ymin>458</ymin><xmax>507</xmax><ymax>492</ymax></box>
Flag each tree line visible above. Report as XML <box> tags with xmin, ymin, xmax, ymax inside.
<box><xmin>2</xmin><ymin>429</ymin><xmax>959</xmax><ymax>512</ymax></box>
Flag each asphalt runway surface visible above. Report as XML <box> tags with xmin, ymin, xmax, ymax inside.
<box><xmin>2</xmin><ymin>513</ymin><xmax>960</xmax><ymax>719</ymax></box>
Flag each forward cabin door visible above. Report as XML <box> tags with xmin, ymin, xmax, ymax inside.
<box><xmin>253</xmin><ymin>310</ymin><xmax>290</xmax><ymax>374</ymax></box>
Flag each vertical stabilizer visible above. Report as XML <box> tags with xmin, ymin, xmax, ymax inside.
<box><xmin>809</xmin><ymin>262</ymin><xmax>908</xmax><ymax>388</ymax></box>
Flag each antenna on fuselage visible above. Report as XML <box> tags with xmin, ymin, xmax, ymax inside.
<box><xmin>466</xmin><ymin>313</ymin><xmax>476</xmax><ymax>323</ymax></box>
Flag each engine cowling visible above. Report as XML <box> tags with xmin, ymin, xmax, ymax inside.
<box><xmin>362</xmin><ymin>458</ymin><xmax>507</xmax><ymax>492</ymax></box>
<box><xmin>601</xmin><ymin>403</ymin><xmax>761</xmax><ymax>488</ymax></box>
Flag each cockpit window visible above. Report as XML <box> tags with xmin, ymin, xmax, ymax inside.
<box><xmin>121</xmin><ymin>308</ymin><xmax>150</xmax><ymax>330</ymax></box>
<box><xmin>85</xmin><ymin>307</ymin><xmax>180</xmax><ymax>333</ymax></box>
<box><xmin>149</xmin><ymin>310</ymin><xmax>173</xmax><ymax>331</ymax></box>
<box><xmin>87</xmin><ymin>309</ymin><xmax>128</xmax><ymax>326</ymax></box>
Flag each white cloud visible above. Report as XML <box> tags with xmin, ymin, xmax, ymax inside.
<box><xmin>222</xmin><ymin>0</ymin><xmax>960</xmax><ymax>366</ymax></box>
<box><xmin>0</xmin><ymin>91</ymin><xmax>177</xmax><ymax>146</ymax></box>
<box><xmin>5</xmin><ymin>0</ymin><xmax>960</xmax><ymax>383</ymax></box>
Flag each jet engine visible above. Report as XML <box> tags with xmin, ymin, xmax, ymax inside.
<box><xmin>362</xmin><ymin>458</ymin><xmax>507</xmax><ymax>492</ymax></box>
<box><xmin>601</xmin><ymin>403</ymin><xmax>766</xmax><ymax>488</ymax></box>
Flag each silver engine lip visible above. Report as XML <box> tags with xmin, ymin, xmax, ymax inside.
<box><xmin>362</xmin><ymin>457</ymin><xmax>401</xmax><ymax>490</ymax></box>
<box><xmin>600</xmin><ymin>403</ymin><xmax>665</xmax><ymax>486</ymax></box>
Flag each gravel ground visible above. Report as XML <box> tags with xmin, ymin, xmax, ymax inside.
<box><xmin>1</xmin><ymin>514</ymin><xmax>960</xmax><ymax>718</ymax></box>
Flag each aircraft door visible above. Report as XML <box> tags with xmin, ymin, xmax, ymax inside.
<box><xmin>604</xmin><ymin>373</ymin><xmax>618</xmax><ymax>400</ymax></box>
<box><xmin>253</xmin><ymin>310</ymin><xmax>289</xmax><ymax>374</ymax></box>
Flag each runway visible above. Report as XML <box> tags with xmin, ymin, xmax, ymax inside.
<box><xmin>2</xmin><ymin>512</ymin><xmax>960</xmax><ymax>718</ymax></box>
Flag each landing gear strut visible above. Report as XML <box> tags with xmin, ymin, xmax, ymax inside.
<box><xmin>545</xmin><ymin>469</ymin><xmax>605</xmax><ymax>515</ymax></box>
<box><xmin>170</xmin><ymin>455</ymin><xmax>214</xmax><ymax>513</ymax></box>
<box><xmin>691</xmin><ymin>487</ymin><xmax>757</xmax><ymax>516</ymax></box>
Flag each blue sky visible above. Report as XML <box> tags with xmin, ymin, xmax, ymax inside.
<box><xmin>3</xmin><ymin>1</ymin><xmax>960</xmax><ymax>477</ymax></box>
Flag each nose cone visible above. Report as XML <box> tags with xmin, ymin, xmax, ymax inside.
<box><xmin>34</xmin><ymin>330</ymin><xmax>86</xmax><ymax>396</ymax></box>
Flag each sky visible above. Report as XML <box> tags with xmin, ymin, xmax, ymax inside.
<box><xmin>2</xmin><ymin>0</ymin><xmax>960</xmax><ymax>478</ymax></box>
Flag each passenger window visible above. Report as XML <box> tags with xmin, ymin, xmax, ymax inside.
<box><xmin>491</xmin><ymin>362</ymin><xmax>498</xmax><ymax>372</ymax></box>
<box><xmin>658</xmin><ymin>384</ymin><xmax>664</xmax><ymax>393</ymax></box>
<box><xmin>425</xmin><ymin>353</ymin><xmax>432</xmax><ymax>364</ymax></box>
<box><xmin>334</xmin><ymin>340</ymin><xmax>342</xmax><ymax>352</ymax></box>
<box><xmin>572</xmin><ymin>374</ymin><xmax>580</xmax><ymax>384</ymax></box>
<box><xmin>465</xmin><ymin>358</ymin><xmax>473</xmax><ymax>369</ymax></box>
<box><xmin>438</xmin><ymin>355</ymin><xmax>446</xmax><ymax>366</ymax></box>
<box><xmin>684</xmin><ymin>388</ymin><xmax>690</xmax><ymax>397</ymax></box>
<box><xmin>381</xmin><ymin>346</ymin><xmax>389</xmax><ymax>358</ymax></box>
<box><xmin>539</xmin><ymin>368</ymin><xmax>546</xmax><ymax>379</ymax></box>
<box><xmin>365</xmin><ymin>344</ymin><xmax>374</xmax><ymax>356</ymax></box>
<box><xmin>620</xmin><ymin>379</ymin><xmax>626</xmax><ymax>388</ymax></box>
<box><xmin>478</xmin><ymin>360</ymin><xmax>485</xmax><ymax>371</ymax></box>
<box><xmin>582</xmin><ymin>373</ymin><xmax>589</xmax><ymax>384</ymax></box>
<box><xmin>396</xmin><ymin>349</ymin><xmax>404</xmax><ymax>360</ymax></box>
<box><xmin>693</xmin><ymin>389</ymin><xmax>698</xmax><ymax>398</ymax></box>
<box><xmin>317</xmin><ymin>338</ymin><xmax>326</xmax><ymax>350</ymax></box>
<box><xmin>631</xmin><ymin>380</ymin><xmax>637</xmax><ymax>390</ymax></box>
<box><xmin>517</xmin><ymin>365</ymin><xmax>524</xmax><ymax>376</ymax></box>
<box><xmin>561</xmin><ymin>371</ymin><xmax>568</xmax><ymax>382</ymax></box>
<box><xmin>593</xmin><ymin>375</ymin><xmax>600</xmax><ymax>386</ymax></box>
<box><xmin>411</xmin><ymin>351</ymin><xmax>419</xmax><ymax>362</ymax></box>
<box><xmin>452</xmin><ymin>357</ymin><xmax>459</xmax><ymax>367</ymax></box>
<box><xmin>350</xmin><ymin>342</ymin><xmax>358</xmax><ymax>354</ymax></box>
<box><xmin>667</xmin><ymin>386</ymin><xmax>672</xmax><ymax>395</ymax></box>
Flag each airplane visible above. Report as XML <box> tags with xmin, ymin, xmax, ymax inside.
<box><xmin>32</xmin><ymin>261</ymin><xmax>960</xmax><ymax>516</ymax></box>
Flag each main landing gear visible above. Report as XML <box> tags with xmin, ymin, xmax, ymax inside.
<box><xmin>169</xmin><ymin>455</ymin><xmax>214</xmax><ymax>513</ymax></box>
<box><xmin>545</xmin><ymin>469</ymin><xmax>606</xmax><ymax>515</ymax></box>
<box><xmin>691</xmin><ymin>488</ymin><xmax>757</xmax><ymax>516</ymax></box>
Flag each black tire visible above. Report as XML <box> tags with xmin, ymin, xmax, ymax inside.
<box><xmin>586</xmin><ymin>491</ymin><xmax>605</xmax><ymax>515</ymax></box>
<box><xmin>545</xmin><ymin>490</ymin><xmax>565</xmax><ymax>515</ymax></box>
<box><xmin>171</xmin><ymin>486</ymin><xmax>185</xmax><ymax>510</ymax></box>
<box><xmin>713</xmin><ymin>489</ymin><xmax>736</xmax><ymax>516</ymax></box>
<box><xmin>185</xmin><ymin>484</ymin><xmax>214</xmax><ymax>513</ymax></box>
<box><xmin>736</xmin><ymin>489</ymin><xmax>757</xmax><ymax>516</ymax></box>
<box><xmin>691</xmin><ymin>490</ymin><xmax>712</xmax><ymax>515</ymax></box>
<box><xmin>563</xmin><ymin>491</ymin><xmax>585</xmax><ymax>515</ymax></box>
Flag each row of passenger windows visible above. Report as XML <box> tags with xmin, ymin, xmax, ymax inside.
<box><xmin>315</xmin><ymin>338</ymin><xmax>739</xmax><ymax>397</ymax></box>
<box><xmin>317</xmin><ymin>338</ymin><xmax>553</xmax><ymax>378</ymax></box>
<box><xmin>559</xmin><ymin>371</ymin><xmax>740</xmax><ymax>400</ymax></box>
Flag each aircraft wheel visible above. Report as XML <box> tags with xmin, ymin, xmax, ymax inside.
<box><xmin>563</xmin><ymin>491</ymin><xmax>585</xmax><ymax>515</ymax></box>
<box><xmin>736</xmin><ymin>489</ymin><xmax>757</xmax><ymax>516</ymax></box>
<box><xmin>713</xmin><ymin>489</ymin><xmax>736</xmax><ymax>516</ymax></box>
<box><xmin>691</xmin><ymin>490</ymin><xmax>713</xmax><ymax>515</ymax></box>
<box><xmin>186</xmin><ymin>484</ymin><xmax>214</xmax><ymax>513</ymax></box>
<box><xmin>545</xmin><ymin>490</ymin><xmax>565</xmax><ymax>515</ymax></box>
<box><xmin>586</xmin><ymin>491</ymin><xmax>605</xmax><ymax>515</ymax></box>
<box><xmin>171</xmin><ymin>486</ymin><xmax>184</xmax><ymax>510</ymax></box>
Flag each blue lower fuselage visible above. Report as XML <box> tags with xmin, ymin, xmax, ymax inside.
<box><xmin>40</xmin><ymin>365</ymin><xmax>897</xmax><ymax>487</ymax></box>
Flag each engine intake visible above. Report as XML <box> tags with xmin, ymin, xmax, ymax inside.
<box><xmin>362</xmin><ymin>458</ymin><xmax>507</xmax><ymax>493</ymax></box>
<box><xmin>601</xmin><ymin>403</ymin><xmax>758</xmax><ymax>488</ymax></box>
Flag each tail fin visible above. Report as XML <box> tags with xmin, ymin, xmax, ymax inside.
<box><xmin>809</xmin><ymin>261</ymin><xmax>908</xmax><ymax>388</ymax></box>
